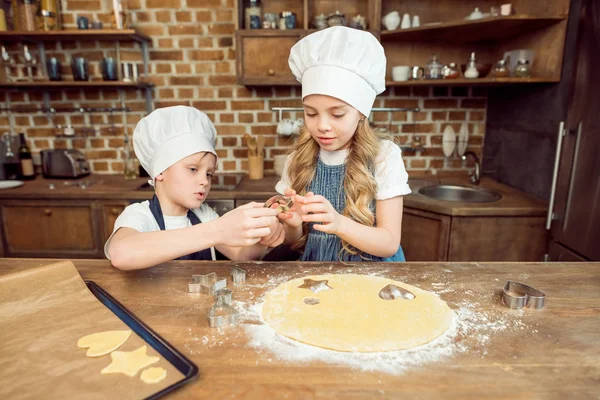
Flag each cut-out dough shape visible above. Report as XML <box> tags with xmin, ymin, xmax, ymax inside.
<box><xmin>77</xmin><ymin>330</ymin><xmax>132</xmax><ymax>357</ymax></box>
<box><xmin>263</xmin><ymin>274</ymin><xmax>453</xmax><ymax>352</ymax></box>
<box><xmin>101</xmin><ymin>345</ymin><xmax>160</xmax><ymax>377</ymax></box>
<box><xmin>140</xmin><ymin>367</ymin><xmax>167</xmax><ymax>384</ymax></box>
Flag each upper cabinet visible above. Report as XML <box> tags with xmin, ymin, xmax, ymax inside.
<box><xmin>235</xmin><ymin>0</ymin><xmax>571</xmax><ymax>86</ymax></box>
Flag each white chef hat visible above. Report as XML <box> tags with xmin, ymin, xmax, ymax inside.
<box><xmin>133</xmin><ymin>105</ymin><xmax>217</xmax><ymax>179</ymax></box>
<box><xmin>288</xmin><ymin>26</ymin><xmax>386</xmax><ymax>117</ymax></box>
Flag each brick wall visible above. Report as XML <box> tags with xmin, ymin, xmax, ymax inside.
<box><xmin>0</xmin><ymin>0</ymin><xmax>486</xmax><ymax>175</ymax></box>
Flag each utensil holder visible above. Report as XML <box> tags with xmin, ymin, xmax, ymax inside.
<box><xmin>248</xmin><ymin>155</ymin><xmax>264</xmax><ymax>180</ymax></box>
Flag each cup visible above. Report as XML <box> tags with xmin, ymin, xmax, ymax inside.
<box><xmin>101</xmin><ymin>57</ymin><xmax>118</xmax><ymax>81</ymax></box>
<box><xmin>401</xmin><ymin>13</ymin><xmax>411</xmax><ymax>29</ymax></box>
<box><xmin>248</xmin><ymin>155</ymin><xmax>264</xmax><ymax>180</ymax></box>
<box><xmin>46</xmin><ymin>57</ymin><xmax>62</xmax><ymax>81</ymax></box>
<box><xmin>411</xmin><ymin>66</ymin><xmax>425</xmax><ymax>80</ymax></box>
<box><xmin>76</xmin><ymin>16</ymin><xmax>89</xmax><ymax>30</ymax></box>
<box><xmin>70</xmin><ymin>57</ymin><xmax>89</xmax><ymax>81</ymax></box>
<box><xmin>392</xmin><ymin>66</ymin><xmax>410</xmax><ymax>82</ymax></box>
<box><xmin>91</xmin><ymin>20</ymin><xmax>103</xmax><ymax>29</ymax></box>
<box><xmin>291</xmin><ymin>118</ymin><xmax>304</xmax><ymax>134</ymax></box>
<box><xmin>277</xmin><ymin>118</ymin><xmax>293</xmax><ymax>135</ymax></box>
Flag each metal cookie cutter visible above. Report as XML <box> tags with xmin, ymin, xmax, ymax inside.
<box><xmin>379</xmin><ymin>284</ymin><xmax>416</xmax><ymax>300</ymax></box>
<box><xmin>207</xmin><ymin>290</ymin><xmax>238</xmax><ymax>328</ymax></box>
<box><xmin>264</xmin><ymin>194</ymin><xmax>293</xmax><ymax>213</ymax></box>
<box><xmin>230</xmin><ymin>267</ymin><xmax>246</xmax><ymax>284</ymax></box>
<box><xmin>189</xmin><ymin>272</ymin><xmax>227</xmax><ymax>295</ymax></box>
<box><xmin>502</xmin><ymin>281</ymin><xmax>546</xmax><ymax>310</ymax></box>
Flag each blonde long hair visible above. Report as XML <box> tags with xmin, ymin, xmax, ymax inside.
<box><xmin>288</xmin><ymin>118</ymin><xmax>383</xmax><ymax>257</ymax></box>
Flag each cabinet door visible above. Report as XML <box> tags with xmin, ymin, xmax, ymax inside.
<box><xmin>236</xmin><ymin>31</ymin><xmax>301</xmax><ymax>85</ymax></box>
<box><xmin>1</xmin><ymin>200</ymin><xmax>100</xmax><ymax>258</ymax></box>
<box><xmin>402</xmin><ymin>207</ymin><xmax>451</xmax><ymax>261</ymax></box>
<box><xmin>102</xmin><ymin>202</ymin><xmax>129</xmax><ymax>243</ymax></box>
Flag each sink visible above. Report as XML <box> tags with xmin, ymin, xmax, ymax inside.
<box><xmin>417</xmin><ymin>184</ymin><xmax>502</xmax><ymax>203</ymax></box>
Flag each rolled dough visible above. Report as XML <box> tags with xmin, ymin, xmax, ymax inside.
<box><xmin>77</xmin><ymin>330</ymin><xmax>132</xmax><ymax>357</ymax></box>
<box><xmin>262</xmin><ymin>274</ymin><xmax>453</xmax><ymax>352</ymax></box>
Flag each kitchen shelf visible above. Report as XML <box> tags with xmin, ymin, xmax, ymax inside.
<box><xmin>380</xmin><ymin>15</ymin><xmax>566</xmax><ymax>43</ymax></box>
<box><xmin>386</xmin><ymin>77</ymin><xmax>560</xmax><ymax>86</ymax></box>
<box><xmin>0</xmin><ymin>29</ymin><xmax>151</xmax><ymax>43</ymax></box>
<box><xmin>0</xmin><ymin>81</ymin><xmax>154</xmax><ymax>90</ymax></box>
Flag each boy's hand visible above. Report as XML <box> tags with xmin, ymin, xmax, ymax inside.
<box><xmin>217</xmin><ymin>202</ymin><xmax>280</xmax><ymax>247</ymax></box>
<box><xmin>259</xmin><ymin>217</ymin><xmax>285</xmax><ymax>247</ymax></box>
<box><xmin>295</xmin><ymin>193</ymin><xmax>343</xmax><ymax>235</ymax></box>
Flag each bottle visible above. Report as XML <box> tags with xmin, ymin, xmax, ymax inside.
<box><xmin>2</xmin><ymin>133</ymin><xmax>20</xmax><ymax>180</ymax></box>
<box><xmin>18</xmin><ymin>132</ymin><xmax>34</xmax><ymax>180</ymax></box>
<box><xmin>464</xmin><ymin>52</ymin><xmax>479</xmax><ymax>79</ymax></box>
<box><xmin>425</xmin><ymin>55</ymin><xmax>443</xmax><ymax>79</ymax></box>
<box><xmin>514</xmin><ymin>59</ymin><xmax>532</xmax><ymax>78</ymax></box>
<box><xmin>244</xmin><ymin>0</ymin><xmax>262</xmax><ymax>29</ymax></box>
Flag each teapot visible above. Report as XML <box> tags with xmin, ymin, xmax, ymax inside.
<box><xmin>382</xmin><ymin>11</ymin><xmax>400</xmax><ymax>30</ymax></box>
<box><xmin>349</xmin><ymin>14</ymin><xmax>367</xmax><ymax>30</ymax></box>
<box><xmin>312</xmin><ymin>13</ymin><xmax>328</xmax><ymax>30</ymax></box>
<box><xmin>327</xmin><ymin>11</ymin><xmax>346</xmax><ymax>27</ymax></box>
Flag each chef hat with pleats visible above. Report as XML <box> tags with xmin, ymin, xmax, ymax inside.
<box><xmin>133</xmin><ymin>105</ymin><xmax>217</xmax><ymax>180</ymax></box>
<box><xmin>288</xmin><ymin>26</ymin><xmax>386</xmax><ymax>117</ymax></box>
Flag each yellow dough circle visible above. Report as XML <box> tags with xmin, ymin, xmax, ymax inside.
<box><xmin>140</xmin><ymin>367</ymin><xmax>167</xmax><ymax>384</ymax></box>
<box><xmin>262</xmin><ymin>274</ymin><xmax>454</xmax><ymax>352</ymax></box>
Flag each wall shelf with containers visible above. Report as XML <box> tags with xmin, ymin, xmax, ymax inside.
<box><xmin>235</xmin><ymin>0</ymin><xmax>570</xmax><ymax>86</ymax></box>
<box><xmin>0</xmin><ymin>30</ymin><xmax>154</xmax><ymax>113</ymax></box>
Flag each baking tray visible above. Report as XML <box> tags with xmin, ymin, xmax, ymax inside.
<box><xmin>85</xmin><ymin>281</ymin><xmax>199</xmax><ymax>400</ymax></box>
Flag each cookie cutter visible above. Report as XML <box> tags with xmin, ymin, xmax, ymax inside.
<box><xmin>502</xmin><ymin>281</ymin><xmax>545</xmax><ymax>310</ymax></box>
<box><xmin>378</xmin><ymin>284</ymin><xmax>416</xmax><ymax>300</ymax></box>
<box><xmin>213</xmin><ymin>288</ymin><xmax>232</xmax><ymax>305</ymax></box>
<box><xmin>264</xmin><ymin>194</ymin><xmax>293</xmax><ymax>213</ymax></box>
<box><xmin>207</xmin><ymin>290</ymin><xmax>238</xmax><ymax>328</ymax></box>
<box><xmin>298</xmin><ymin>278</ymin><xmax>332</xmax><ymax>294</ymax></box>
<box><xmin>230</xmin><ymin>267</ymin><xmax>247</xmax><ymax>284</ymax></box>
<box><xmin>188</xmin><ymin>272</ymin><xmax>227</xmax><ymax>295</ymax></box>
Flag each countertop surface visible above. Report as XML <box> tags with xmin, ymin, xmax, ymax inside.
<box><xmin>0</xmin><ymin>258</ymin><xmax>598</xmax><ymax>399</ymax></box>
<box><xmin>0</xmin><ymin>173</ymin><xmax>548</xmax><ymax>217</ymax></box>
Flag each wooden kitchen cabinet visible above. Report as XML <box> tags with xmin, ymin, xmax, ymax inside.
<box><xmin>235</xmin><ymin>30</ymin><xmax>302</xmax><ymax>86</ymax></box>
<box><xmin>235</xmin><ymin>0</ymin><xmax>570</xmax><ymax>86</ymax></box>
<box><xmin>402</xmin><ymin>207</ymin><xmax>451</xmax><ymax>261</ymax></box>
<box><xmin>0</xmin><ymin>200</ymin><xmax>101</xmax><ymax>258</ymax></box>
<box><xmin>101</xmin><ymin>201</ymin><xmax>129</xmax><ymax>243</ymax></box>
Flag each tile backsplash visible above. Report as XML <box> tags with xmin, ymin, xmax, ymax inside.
<box><xmin>0</xmin><ymin>0</ymin><xmax>486</xmax><ymax>175</ymax></box>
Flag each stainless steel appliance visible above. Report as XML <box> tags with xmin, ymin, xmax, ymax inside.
<box><xmin>41</xmin><ymin>149</ymin><xmax>90</xmax><ymax>179</ymax></box>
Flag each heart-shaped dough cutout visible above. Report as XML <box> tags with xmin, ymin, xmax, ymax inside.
<box><xmin>77</xmin><ymin>330</ymin><xmax>132</xmax><ymax>357</ymax></box>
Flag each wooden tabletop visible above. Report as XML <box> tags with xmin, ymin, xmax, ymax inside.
<box><xmin>0</xmin><ymin>173</ymin><xmax>547</xmax><ymax>217</ymax></box>
<box><xmin>1</xmin><ymin>258</ymin><xmax>598</xmax><ymax>399</ymax></box>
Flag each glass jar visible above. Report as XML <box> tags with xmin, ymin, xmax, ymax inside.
<box><xmin>425</xmin><ymin>55</ymin><xmax>443</xmax><ymax>79</ymax></box>
<box><xmin>514</xmin><ymin>59</ymin><xmax>532</xmax><ymax>78</ymax></box>
<box><xmin>244</xmin><ymin>0</ymin><xmax>261</xmax><ymax>29</ymax></box>
<box><xmin>442</xmin><ymin>62</ymin><xmax>459</xmax><ymax>79</ymax></box>
<box><xmin>18</xmin><ymin>0</ymin><xmax>38</xmax><ymax>32</ymax></box>
<box><xmin>37</xmin><ymin>0</ymin><xmax>59</xmax><ymax>31</ymax></box>
<box><xmin>493</xmin><ymin>59</ymin><xmax>509</xmax><ymax>77</ymax></box>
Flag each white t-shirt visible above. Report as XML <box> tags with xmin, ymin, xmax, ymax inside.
<box><xmin>104</xmin><ymin>201</ymin><xmax>219</xmax><ymax>260</ymax></box>
<box><xmin>275</xmin><ymin>139</ymin><xmax>411</xmax><ymax>199</ymax></box>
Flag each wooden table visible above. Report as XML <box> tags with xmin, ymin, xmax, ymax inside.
<box><xmin>1</xmin><ymin>259</ymin><xmax>599</xmax><ymax>399</ymax></box>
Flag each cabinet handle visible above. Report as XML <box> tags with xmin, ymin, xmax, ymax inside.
<box><xmin>546</xmin><ymin>121</ymin><xmax>566</xmax><ymax>230</ymax></box>
<box><xmin>44</xmin><ymin>209</ymin><xmax>52</xmax><ymax>216</ymax></box>
<box><xmin>111</xmin><ymin>208</ymin><xmax>120</xmax><ymax>215</ymax></box>
<box><xmin>267</xmin><ymin>69</ymin><xmax>275</xmax><ymax>76</ymax></box>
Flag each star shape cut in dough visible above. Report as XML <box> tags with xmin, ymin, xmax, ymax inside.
<box><xmin>298</xmin><ymin>279</ymin><xmax>332</xmax><ymax>294</ymax></box>
<box><xmin>101</xmin><ymin>345</ymin><xmax>160</xmax><ymax>377</ymax></box>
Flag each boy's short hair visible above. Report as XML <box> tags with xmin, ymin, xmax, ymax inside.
<box><xmin>133</xmin><ymin>106</ymin><xmax>217</xmax><ymax>179</ymax></box>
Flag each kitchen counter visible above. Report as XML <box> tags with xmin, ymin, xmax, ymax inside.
<box><xmin>1</xmin><ymin>258</ymin><xmax>598</xmax><ymax>398</ymax></box>
<box><xmin>0</xmin><ymin>173</ymin><xmax>547</xmax><ymax>217</ymax></box>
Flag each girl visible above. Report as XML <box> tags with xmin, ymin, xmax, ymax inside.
<box><xmin>275</xmin><ymin>26</ymin><xmax>411</xmax><ymax>262</ymax></box>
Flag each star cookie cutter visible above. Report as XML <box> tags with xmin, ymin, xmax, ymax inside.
<box><xmin>502</xmin><ymin>281</ymin><xmax>545</xmax><ymax>310</ymax></box>
<box><xmin>298</xmin><ymin>278</ymin><xmax>332</xmax><ymax>294</ymax></box>
<box><xmin>207</xmin><ymin>290</ymin><xmax>238</xmax><ymax>328</ymax></box>
<box><xmin>230</xmin><ymin>267</ymin><xmax>247</xmax><ymax>284</ymax></box>
<box><xmin>189</xmin><ymin>272</ymin><xmax>227</xmax><ymax>295</ymax></box>
<box><xmin>378</xmin><ymin>284</ymin><xmax>416</xmax><ymax>300</ymax></box>
<box><xmin>264</xmin><ymin>194</ymin><xmax>293</xmax><ymax>213</ymax></box>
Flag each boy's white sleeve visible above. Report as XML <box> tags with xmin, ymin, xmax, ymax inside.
<box><xmin>375</xmin><ymin>140</ymin><xmax>412</xmax><ymax>200</ymax></box>
<box><xmin>104</xmin><ymin>203</ymin><xmax>155</xmax><ymax>259</ymax></box>
<box><xmin>275</xmin><ymin>154</ymin><xmax>293</xmax><ymax>195</ymax></box>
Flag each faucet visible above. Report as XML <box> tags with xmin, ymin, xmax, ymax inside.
<box><xmin>462</xmin><ymin>151</ymin><xmax>480</xmax><ymax>185</ymax></box>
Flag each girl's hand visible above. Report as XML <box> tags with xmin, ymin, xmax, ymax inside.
<box><xmin>276</xmin><ymin>188</ymin><xmax>304</xmax><ymax>228</ymax></box>
<box><xmin>295</xmin><ymin>193</ymin><xmax>342</xmax><ymax>235</ymax></box>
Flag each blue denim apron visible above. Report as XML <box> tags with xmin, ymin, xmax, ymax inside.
<box><xmin>301</xmin><ymin>158</ymin><xmax>406</xmax><ymax>262</ymax></box>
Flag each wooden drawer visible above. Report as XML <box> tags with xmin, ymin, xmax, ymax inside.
<box><xmin>402</xmin><ymin>207</ymin><xmax>451</xmax><ymax>261</ymax></box>
<box><xmin>102</xmin><ymin>202</ymin><xmax>129</xmax><ymax>244</ymax></box>
<box><xmin>236</xmin><ymin>31</ymin><xmax>301</xmax><ymax>85</ymax></box>
<box><xmin>0</xmin><ymin>201</ymin><xmax>100</xmax><ymax>258</ymax></box>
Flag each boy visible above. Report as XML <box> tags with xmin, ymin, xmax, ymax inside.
<box><xmin>105</xmin><ymin>106</ymin><xmax>284</xmax><ymax>270</ymax></box>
